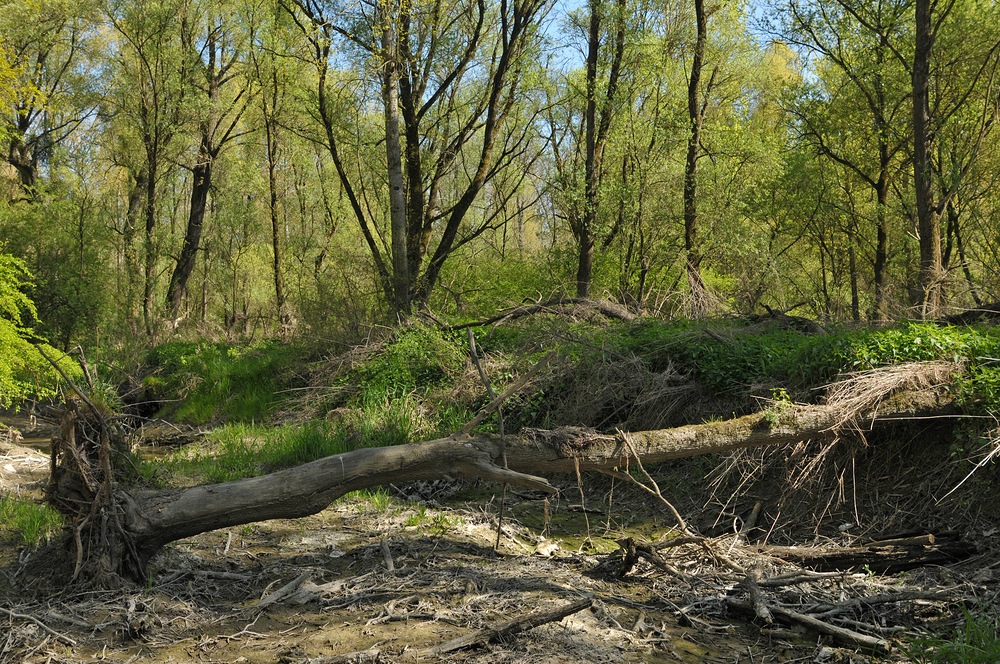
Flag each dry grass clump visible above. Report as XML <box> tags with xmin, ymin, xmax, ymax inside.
<box><xmin>822</xmin><ymin>360</ymin><xmax>960</xmax><ymax>431</ymax></box>
<box><xmin>281</xmin><ymin>338</ymin><xmax>389</xmax><ymax>422</ymax></box>
<box><xmin>542</xmin><ymin>355</ymin><xmax>699</xmax><ymax>432</ymax></box>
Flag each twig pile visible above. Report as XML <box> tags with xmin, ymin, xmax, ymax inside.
<box><xmin>598</xmin><ymin>531</ymin><xmax>965</xmax><ymax>657</ymax></box>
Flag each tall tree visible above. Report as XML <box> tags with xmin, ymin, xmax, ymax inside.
<box><xmin>284</xmin><ymin>0</ymin><xmax>549</xmax><ymax>315</ymax></box>
<box><xmin>911</xmin><ymin>0</ymin><xmax>944</xmax><ymax>317</ymax></box>
<box><xmin>683</xmin><ymin>0</ymin><xmax>711</xmax><ymax>314</ymax></box>
<box><xmin>782</xmin><ymin>0</ymin><xmax>911</xmax><ymax>321</ymax></box>
<box><xmin>543</xmin><ymin>0</ymin><xmax>628</xmax><ymax>299</ymax></box>
<box><xmin>578</xmin><ymin>0</ymin><xmax>627</xmax><ymax>298</ymax></box>
<box><xmin>246</xmin><ymin>0</ymin><xmax>303</xmax><ymax>331</ymax></box>
<box><xmin>786</xmin><ymin>0</ymin><xmax>998</xmax><ymax>317</ymax></box>
<box><xmin>166</xmin><ymin>3</ymin><xmax>251</xmax><ymax>316</ymax></box>
<box><xmin>104</xmin><ymin>0</ymin><xmax>187</xmax><ymax>337</ymax></box>
<box><xmin>0</xmin><ymin>0</ymin><xmax>94</xmax><ymax>198</ymax></box>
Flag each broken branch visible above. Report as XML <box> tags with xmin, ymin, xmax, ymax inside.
<box><xmin>419</xmin><ymin>598</ymin><xmax>593</xmax><ymax>657</ymax></box>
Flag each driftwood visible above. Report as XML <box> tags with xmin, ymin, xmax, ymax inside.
<box><xmin>418</xmin><ymin>598</ymin><xmax>594</xmax><ymax>657</ymax></box>
<box><xmin>940</xmin><ymin>301</ymin><xmax>1000</xmax><ymax>325</ymax></box>
<box><xmin>48</xmin><ymin>378</ymin><xmax>956</xmax><ymax>583</ymax></box>
<box><xmin>758</xmin><ymin>533</ymin><xmax>976</xmax><ymax>573</ymax></box>
<box><xmin>728</xmin><ymin>599</ymin><xmax>891</xmax><ymax>653</ymax></box>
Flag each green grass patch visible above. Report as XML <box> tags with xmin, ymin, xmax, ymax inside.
<box><xmin>142</xmin><ymin>340</ymin><xmax>308</xmax><ymax>424</ymax></box>
<box><xmin>140</xmin><ymin>388</ymin><xmax>474</xmax><ymax>485</ymax></box>
<box><xmin>143</xmin><ymin>422</ymin><xmax>348</xmax><ymax>485</ymax></box>
<box><xmin>352</xmin><ymin>324</ymin><xmax>466</xmax><ymax>397</ymax></box>
<box><xmin>905</xmin><ymin>610</ymin><xmax>1000</xmax><ymax>663</ymax></box>
<box><xmin>0</xmin><ymin>495</ymin><xmax>63</xmax><ymax>545</ymax></box>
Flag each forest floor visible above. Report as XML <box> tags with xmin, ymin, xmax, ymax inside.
<box><xmin>2</xmin><ymin>415</ymin><xmax>999</xmax><ymax>663</ymax></box>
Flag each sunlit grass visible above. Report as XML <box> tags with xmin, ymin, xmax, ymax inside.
<box><xmin>905</xmin><ymin>610</ymin><xmax>1000</xmax><ymax>663</ymax></box>
<box><xmin>0</xmin><ymin>495</ymin><xmax>63</xmax><ymax>545</ymax></box>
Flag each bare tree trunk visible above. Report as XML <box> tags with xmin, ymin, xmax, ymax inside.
<box><xmin>142</xmin><ymin>158</ymin><xmax>158</xmax><ymax>339</ymax></box>
<box><xmin>49</xmin><ymin>383</ymin><xmax>953</xmax><ymax>585</ymax></box>
<box><xmin>684</xmin><ymin>0</ymin><xmax>708</xmax><ymax>315</ymax></box>
<box><xmin>166</xmin><ymin>140</ymin><xmax>213</xmax><ymax>314</ymax></box>
<box><xmin>265</xmin><ymin>117</ymin><xmax>287</xmax><ymax>327</ymax></box>
<box><xmin>573</xmin><ymin>0</ymin><xmax>625</xmax><ymax>299</ymax></box>
<box><xmin>123</xmin><ymin>171</ymin><xmax>147</xmax><ymax>330</ymax></box>
<box><xmin>912</xmin><ymin>0</ymin><xmax>943</xmax><ymax>318</ymax></box>
<box><xmin>848</xmin><ymin>222</ymin><xmax>860</xmax><ymax>322</ymax></box>
<box><xmin>382</xmin><ymin>7</ymin><xmax>410</xmax><ymax>317</ymax></box>
<box><xmin>8</xmin><ymin>135</ymin><xmax>38</xmax><ymax>196</ymax></box>
<box><xmin>873</xmin><ymin>171</ymin><xmax>890</xmax><ymax>321</ymax></box>
<box><xmin>579</xmin><ymin>0</ymin><xmax>601</xmax><ymax>299</ymax></box>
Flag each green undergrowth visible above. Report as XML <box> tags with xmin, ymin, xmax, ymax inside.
<box><xmin>142</xmin><ymin>392</ymin><xmax>473</xmax><ymax>485</ymax></box>
<box><xmin>141</xmin><ymin>421</ymin><xmax>352</xmax><ymax>485</ymax></box>
<box><xmin>0</xmin><ymin>496</ymin><xmax>63</xmax><ymax>545</ymax></box>
<box><xmin>141</xmin><ymin>340</ymin><xmax>309</xmax><ymax>424</ymax></box>
<box><xmin>905</xmin><ymin>610</ymin><xmax>1000</xmax><ymax>663</ymax></box>
<box><xmin>135</xmin><ymin>318</ymin><xmax>1000</xmax><ymax>486</ymax></box>
<box><xmin>617</xmin><ymin>320</ymin><xmax>1000</xmax><ymax>401</ymax></box>
<box><xmin>352</xmin><ymin>324</ymin><xmax>467</xmax><ymax>396</ymax></box>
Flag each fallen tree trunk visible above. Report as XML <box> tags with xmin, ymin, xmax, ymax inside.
<box><xmin>51</xmin><ymin>382</ymin><xmax>956</xmax><ymax>584</ymax></box>
<box><xmin>759</xmin><ymin>533</ymin><xmax>977</xmax><ymax>573</ymax></box>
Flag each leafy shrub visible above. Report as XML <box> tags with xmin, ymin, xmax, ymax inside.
<box><xmin>143</xmin><ymin>340</ymin><xmax>307</xmax><ymax>424</ymax></box>
<box><xmin>353</xmin><ymin>324</ymin><xmax>466</xmax><ymax>397</ymax></box>
<box><xmin>0</xmin><ymin>251</ymin><xmax>82</xmax><ymax>406</ymax></box>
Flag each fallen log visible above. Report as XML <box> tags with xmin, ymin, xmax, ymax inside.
<box><xmin>758</xmin><ymin>534</ymin><xmax>977</xmax><ymax>573</ymax></box>
<box><xmin>49</xmin><ymin>376</ymin><xmax>956</xmax><ymax>584</ymax></box>
<box><xmin>727</xmin><ymin>599</ymin><xmax>891</xmax><ymax>654</ymax></box>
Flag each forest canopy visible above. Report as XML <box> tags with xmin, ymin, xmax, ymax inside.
<box><xmin>1</xmin><ymin>0</ymin><xmax>999</xmax><ymax>355</ymax></box>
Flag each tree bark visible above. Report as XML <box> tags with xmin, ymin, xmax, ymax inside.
<box><xmin>759</xmin><ymin>535</ymin><xmax>976</xmax><ymax>574</ymax></box>
<box><xmin>263</xmin><ymin>78</ymin><xmax>288</xmax><ymax>328</ymax></box>
<box><xmin>912</xmin><ymin>0</ymin><xmax>943</xmax><ymax>318</ymax></box>
<box><xmin>382</xmin><ymin>7</ymin><xmax>410</xmax><ymax>317</ymax></box>
<box><xmin>684</xmin><ymin>0</ymin><xmax>708</xmax><ymax>315</ymax></box>
<box><xmin>166</xmin><ymin>142</ymin><xmax>213</xmax><ymax>314</ymax></box>
<box><xmin>570</xmin><ymin>0</ymin><xmax>625</xmax><ymax>300</ymax></box>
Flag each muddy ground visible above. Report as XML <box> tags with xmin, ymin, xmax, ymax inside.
<box><xmin>2</xmin><ymin>417</ymin><xmax>999</xmax><ymax>663</ymax></box>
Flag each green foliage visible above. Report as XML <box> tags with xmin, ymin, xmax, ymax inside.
<box><xmin>953</xmin><ymin>365</ymin><xmax>1000</xmax><ymax>413</ymax></box>
<box><xmin>763</xmin><ymin>387</ymin><xmax>793</xmax><ymax>428</ymax></box>
<box><xmin>618</xmin><ymin>320</ymin><xmax>1000</xmax><ymax>397</ymax></box>
<box><xmin>353</xmin><ymin>324</ymin><xmax>466</xmax><ymax>397</ymax></box>
<box><xmin>0</xmin><ymin>193</ymin><xmax>113</xmax><ymax>350</ymax></box>
<box><xmin>142</xmin><ymin>340</ymin><xmax>307</xmax><ymax>424</ymax></box>
<box><xmin>0</xmin><ymin>496</ymin><xmax>63</xmax><ymax>545</ymax></box>
<box><xmin>905</xmin><ymin>610</ymin><xmax>1000</xmax><ymax>663</ymax></box>
<box><xmin>0</xmin><ymin>252</ymin><xmax>41</xmax><ymax>406</ymax></box>
<box><xmin>0</xmin><ymin>252</ymin><xmax>82</xmax><ymax>406</ymax></box>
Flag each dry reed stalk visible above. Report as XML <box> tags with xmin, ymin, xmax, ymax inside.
<box><xmin>822</xmin><ymin>360</ymin><xmax>960</xmax><ymax>433</ymax></box>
